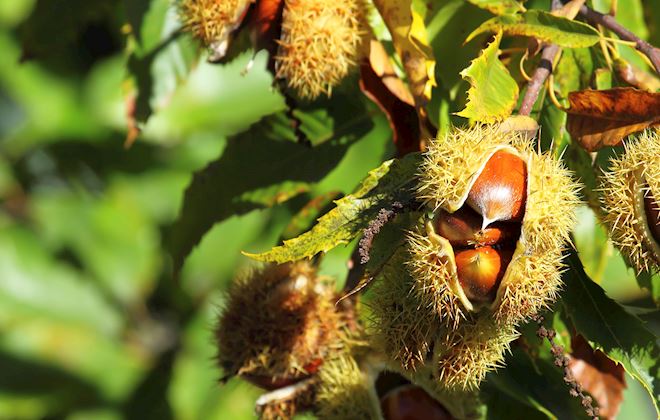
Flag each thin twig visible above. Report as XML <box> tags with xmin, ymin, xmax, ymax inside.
<box><xmin>518</xmin><ymin>44</ymin><xmax>561</xmax><ymax>116</ymax></box>
<box><xmin>518</xmin><ymin>0</ymin><xmax>563</xmax><ymax>116</ymax></box>
<box><xmin>577</xmin><ymin>5</ymin><xmax>660</xmax><ymax>74</ymax></box>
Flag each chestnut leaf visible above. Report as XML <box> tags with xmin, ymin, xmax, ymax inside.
<box><xmin>243</xmin><ymin>152</ymin><xmax>422</xmax><ymax>264</ymax></box>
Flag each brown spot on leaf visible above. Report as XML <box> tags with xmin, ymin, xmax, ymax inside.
<box><xmin>566</xmin><ymin>87</ymin><xmax>660</xmax><ymax>152</ymax></box>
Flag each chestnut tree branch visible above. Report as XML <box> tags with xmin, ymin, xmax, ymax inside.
<box><xmin>577</xmin><ymin>5</ymin><xmax>660</xmax><ymax>74</ymax></box>
<box><xmin>518</xmin><ymin>0</ymin><xmax>563</xmax><ymax>117</ymax></box>
<box><xmin>518</xmin><ymin>44</ymin><xmax>561</xmax><ymax>116</ymax></box>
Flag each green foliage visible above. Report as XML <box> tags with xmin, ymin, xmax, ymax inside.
<box><xmin>466</xmin><ymin>10</ymin><xmax>601</xmax><ymax>47</ymax></box>
<box><xmin>561</xmin><ymin>252</ymin><xmax>660</xmax><ymax>416</ymax></box>
<box><xmin>465</xmin><ymin>0</ymin><xmax>525</xmax><ymax>16</ymax></box>
<box><xmin>245</xmin><ymin>152</ymin><xmax>421</xmax><ymax>263</ymax></box>
<box><xmin>1</xmin><ymin>0</ymin><xmax>659</xmax><ymax>418</ymax></box>
<box><xmin>456</xmin><ymin>31</ymin><xmax>519</xmax><ymax>123</ymax></box>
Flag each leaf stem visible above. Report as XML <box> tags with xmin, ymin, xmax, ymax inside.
<box><xmin>577</xmin><ymin>5</ymin><xmax>660</xmax><ymax>74</ymax></box>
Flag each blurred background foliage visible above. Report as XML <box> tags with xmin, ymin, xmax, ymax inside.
<box><xmin>0</xmin><ymin>0</ymin><xmax>657</xmax><ymax>419</ymax></box>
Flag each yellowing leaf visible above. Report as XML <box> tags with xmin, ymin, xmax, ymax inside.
<box><xmin>465</xmin><ymin>0</ymin><xmax>525</xmax><ymax>15</ymax></box>
<box><xmin>243</xmin><ymin>153</ymin><xmax>422</xmax><ymax>263</ymax></box>
<box><xmin>466</xmin><ymin>10</ymin><xmax>600</xmax><ymax>48</ymax></box>
<box><xmin>373</xmin><ymin>0</ymin><xmax>436</xmax><ymax>138</ymax></box>
<box><xmin>456</xmin><ymin>31</ymin><xmax>519</xmax><ymax>123</ymax></box>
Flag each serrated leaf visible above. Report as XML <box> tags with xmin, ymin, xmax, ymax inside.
<box><xmin>487</xmin><ymin>349</ymin><xmax>590</xmax><ymax>419</ymax></box>
<box><xmin>167</xmin><ymin>91</ymin><xmax>375</xmax><ymax>272</ymax></box>
<box><xmin>466</xmin><ymin>10</ymin><xmax>600</xmax><ymax>48</ymax></box>
<box><xmin>456</xmin><ymin>31</ymin><xmax>519</xmax><ymax>123</ymax></box>
<box><xmin>561</xmin><ymin>251</ymin><xmax>660</xmax><ymax>416</ymax></box>
<box><xmin>566</xmin><ymin>88</ymin><xmax>660</xmax><ymax>152</ymax></box>
<box><xmin>167</xmin><ymin>115</ymin><xmax>368</xmax><ymax>272</ymax></box>
<box><xmin>244</xmin><ymin>153</ymin><xmax>422</xmax><ymax>263</ymax></box>
<box><xmin>465</xmin><ymin>0</ymin><xmax>525</xmax><ymax>15</ymax></box>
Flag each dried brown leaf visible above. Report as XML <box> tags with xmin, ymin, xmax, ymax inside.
<box><xmin>569</xmin><ymin>335</ymin><xmax>626</xmax><ymax>419</ymax></box>
<box><xmin>249</xmin><ymin>0</ymin><xmax>285</xmax><ymax>55</ymax></box>
<box><xmin>359</xmin><ymin>40</ymin><xmax>421</xmax><ymax>156</ymax></box>
<box><xmin>566</xmin><ymin>88</ymin><xmax>660</xmax><ymax>151</ymax></box>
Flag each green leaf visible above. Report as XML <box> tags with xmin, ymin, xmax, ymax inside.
<box><xmin>280</xmin><ymin>192</ymin><xmax>342</xmax><ymax>241</ymax></box>
<box><xmin>487</xmin><ymin>349</ymin><xmax>591</xmax><ymax>419</ymax></box>
<box><xmin>426</xmin><ymin>0</ymin><xmax>492</xmax><ymax>92</ymax></box>
<box><xmin>244</xmin><ymin>152</ymin><xmax>422</xmax><ymax>263</ymax></box>
<box><xmin>456</xmin><ymin>31</ymin><xmax>519</xmax><ymax>123</ymax></box>
<box><xmin>561</xmin><ymin>251</ymin><xmax>660</xmax><ymax>416</ymax></box>
<box><xmin>465</xmin><ymin>0</ymin><xmax>525</xmax><ymax>15</ymax></box>
<box><xmin>466</xmin><ymin>10</ymin><xmax>600</xmax><ymax>48</ymax></box>
<box><xmin>167</xmin><ymin>94</ymin><xmax>375</xmax><ymax>271</ymax></box>
<box><xmin>126</xmin><ymin>0</ymin><xmax>201</xmax><ymax>125</ymax></box>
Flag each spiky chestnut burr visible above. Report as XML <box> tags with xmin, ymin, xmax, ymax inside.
<box><xmin>410</xmin><ymin>123</ymin><xmax>579</xmax><ymax>326</ymax></box>
<box><xmin>178</xmin><ymin>0</ymin><xmax>254</xmax><ymax>61</ymax></box>
<box><xmin>370</xmin><ymin>248</ymin><xmax>441</xmax><ymax>371</ymax></box>
<box><xmin>433</xmin><ymin>314</ymin><xmax>519</xmax><ymax>392</ymax></box>
<box><xmin>275</xmin><ymin>0</ymin><xmax>366</xmax><ymax>99</ymax></box>
<box><xmin>215</xmin><ymin>261</ymin><xmax>345</xmax><ymax>392</ymax></box>
<box><xmin>314</xmin><ymin>351</ymin><xmax>383</xmax><ymax>420</ymax></box>
<box><xmin>600</xmin><ymin>129</ymin><xmax>660</xmax><ymax>274</ymax></box>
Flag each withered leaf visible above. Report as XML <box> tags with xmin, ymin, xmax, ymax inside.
<box><xmin>360</xmin><ymin>40</ymin><xmax>421</xmax><ymax>156</ymax></box>
<box><xmin>569</xmin><ymin>334</ymin><xmax>626</xmax><ymax>419</ymax></box>
<box><xmin>566</xmin><ymin>87</ymin><xmax>660</xmax><ymax>152</ymax></box>
<box><xmin>249</xmin><ymin>0</ymin><xmax>285</xmax><ymax>56</ymax></box>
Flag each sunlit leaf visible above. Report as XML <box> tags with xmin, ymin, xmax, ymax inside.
<box><xmin>465</xmin><ymin>0</ymin><xmax>524</xmax><ymax>15</ymax></box>
<box><xmin>566</xmin><ymin>88</ymin><xmax>660</xmax><ymax>151</ymax></box>
<box><xmin>466</xmin><ymin>10</ymin><xmax>600</xmax><ymax>48</ymax></box>
<box><xmin>244</xmin><ymin>153</ymin><xmax>422</xmax><ymax>263</ymax></box>
<box><xmin>372</xmin><ymin>0</ymin><xmax>436</xmax><ymax>138</ymax></box>
<box><xmin>168</xmin><ymin>93</ymin><xmax>375</xmax><ymax>271</ymax></box>
<box><xmin>456</xmin><ymin>31</ymin><xmax>519</xmax><ymax>123</ymax></box>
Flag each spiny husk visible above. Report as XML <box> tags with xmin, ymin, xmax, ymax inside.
<box><xmin>407</xmin><ymin>224</ymin><xmax>468</xmax><ymax>327</ymax></box>
<box><xmin>275</xmin><ymin>0</ymin><xmax>366</xmax><ymax>99</ymax></box>
<box><xmin>416</xmin><ymin>124</ymin><xmax>530</xmax><ymax>212</ymax></box>
<box><xmin>369</xmin><ymin>248</ymin><xmax>439</xmax><ymax>372</ymax></box>
<box><xmin>432</xmin><ymin>314</ymin><xmax>519</xmax><ymax>392</ymax></box>
<box><xmin>492</xmin><ymin>247</ymin><xmax>565</xmax><ymax>325</ymax></box>
<box><xmin>411</xmin><ymin>123</ymin><xmax>579</xmax><ymax>326</ymax></box>
<box><xmin>314</xmin><ymin>351</ymin><xmax>381</xmax><ymax>420</ymax></box>
<box><xmin>370</xmin><ymin>242</ymin><xmax>522</xmax><ymax>392</ymax></box>
<box><xmin>178</xmin><ymin>0</ymin><xmax>252</xmax><ymax>58</ymax></box>
<box><xmin>216</xmin><ymin>261</ymin><xmax>344</xmax><ymax>384</ymax></box>
<box><xmin>601</xmin><ymin>129</ymin><xmax>660</xmax><ymax>274</ymax></box>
